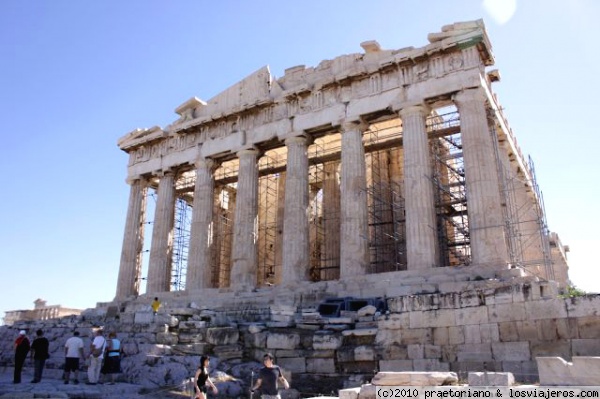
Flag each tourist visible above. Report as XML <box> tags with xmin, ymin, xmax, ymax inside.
<box><xmin>30</xmin><ymin>329</ymin><xmax>50</xmax><ymax>383</ymax></box>
<box><xmin>101</xmin><ymin>331</ymin><xmax>122</xmax><ymax>384</ymax></box>
<box><xmin>151</xmin><ymin>297</ymin><xmax>161</xmax><ymax>315</ymax></box>
<box><xmin>87</xmin><ymin>327</ymin><xmax>106</xmax><ymax>385</ymax></box>
<box><xmin>13</xmin><ymin>330</ymin><xmax>30</xmax><ymax>384</ymax></box>
<box><xmin>194</xmin><ymin>355</ymin><xmax>218</xmax><ymax>399</ymax></box>
<box><xmin>63</xmin><ymin>330</ymin><xmax>85</xmax><ymax>384</ymax></box>
<box><xmin>251</xmin><ymin>353</ymin><xmax>289</xmax><ymax>399</ymax></box>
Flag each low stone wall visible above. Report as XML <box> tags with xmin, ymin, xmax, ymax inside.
<box><xmin>1</xmin><ymin>279</ymin><xmax>598</xmax><ymax>396</ymax></box>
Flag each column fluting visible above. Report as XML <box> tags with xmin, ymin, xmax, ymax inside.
<box><xmin>400</xmin><ymin>105</ymin><xmax>438</xmax><ymax>270</ymax></box>
<box><xmin>454</xmin><ymin>88</ymin><xmax>509</xmax><ymax>268</ymax></box>
<box><xmin>339</xmin><ymin>121</ymin><xmax>369</xmax><ymax>278</ymax></box>
<box><xmin>116</xmin><ymin>178</ymin><xmax>147</xmax><ymax>298</ymax></box>
<box><xmin>147</xmin><ymin>170</ymin><xmax>176</xmax><ymax>294</ymax></box>
<box><xmin>282</xmin><ymin>136</ymin><xmax>310</xmax><ymax>283</ymax></box>
<box><xmin>187</xmin><ymin>158</ymin><xmax>217</xmax><ymax>290</ymax></box>
<box><xmin>230</xmin><ymin>149</ymin><xmax>260</xmax><ymax>290</ymax></box>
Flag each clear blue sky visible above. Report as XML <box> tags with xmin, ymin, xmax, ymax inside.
<box><xmin>1</xmin><ymin>0</ymin><xmax>598</xmax><ymax>321</ymax></box>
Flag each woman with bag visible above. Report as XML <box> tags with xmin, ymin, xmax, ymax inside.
<box><xmin>194</xmin><ymin>355</ymin><xmax>218</xmax><ymax>399</ymax></box>
<box><xmin>101</xmin><ymin>332</ymin><xmax>122</xmax><ymax>385</ymax></box>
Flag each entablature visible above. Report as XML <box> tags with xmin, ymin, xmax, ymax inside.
<box><xmin>119</xmin><ymin>19</ymin><xmax>497</xmax><ymax>179</ymax></box>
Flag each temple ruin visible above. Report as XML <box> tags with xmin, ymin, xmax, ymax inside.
<box><xmin>2</xmin><ymin>299</ymin><xmax>82</xmax><ymax>326</ymax></box>
<box><xmin>2</xmin><ymin>21</ymin><xmax>595</xmax><ymax>396</ymax></box>
<box><xmin>114</xmin><ymin>19</ymin><xmax>569</xmax><ymax>300</ymax></box>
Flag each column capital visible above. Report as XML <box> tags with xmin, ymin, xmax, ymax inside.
<box><xmin>339</xmin><ymin>119</ymin><xmax>368</xmax><ymax>133</ymax></box>
<box><xmin>194</xmin><ymin>156</ymin><xmax>218</xmax><ymax>171</ymax></box>
<box><xmin>452</xmin><ymin>87</ymin><xmax>486</xmax><ymax>105</ymax></box>
<box><xmin>284</xmin><ymin>135</ymin><xmax>309</xmax><ymax>146</ymax></box>
<box><xmin>398</xmin><ymin>104</ymin><xmax>431</xmax><ymax>119</ymax></box>
<box><xmin>125</xmin><ymin>176</ymin><xmax>147</xmax><ymax>185</ymax></box>
<box><xmin>236</xmin><ymin>148</ymin><xmax>260</xmax><ymax>158</ymax></box>
<box><xmin>155</xmin><ymin>168</ymin><xmax>176</xmax><ymax>178</ymax></box>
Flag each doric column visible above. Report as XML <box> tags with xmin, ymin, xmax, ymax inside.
<box><xmin>146</xmin><ymin>170</ymin><xmax>176</xmax><ymax>294</ymax></box>
<box><xmin>273</xmin><ymin>173</ymin><xmax>286</xmax><ymax>284</ymax></box>
<box><xmin>389</xmin><ymin>147</ymin><xmax>407</xmax><ymax>267</ymax></box>
<box><xmin>115</xmin><ymin>178</ymin><xmax>147</xmax><ymax>299</ymax></box>
<box><xmin>187</xmin><ymin>158</ymin><xmax>217</xmax><ymax>291</ymax></box>
<box><xmin>339</xmin><ymin>120</ymin><xmax>369</xmax><ymax>278</ymax></box>
<box><xmin>454</xmin><ymin>88</ymin><xmax>508</xmax><ymax>267</ymax></box>
<box><xmin>282</xmin><ymin>136</ymin><xmax>310</xmax><ymax>283</ymax></box>
<box><xmin>322</xmin><ymin>161</ymin><xmax>341</xmax><ymax>280</ymax></box>
<box><xmin>400</xmin><ymin>105</ymin><xmax>438</xmax><ymax>270</ymax></box>
<box><xmin>230</xmin><ymin>149</ymin><xmax>260</xmax><ymax>290</ymax></box>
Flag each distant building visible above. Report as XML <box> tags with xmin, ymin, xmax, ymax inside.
<box><xmin>2</xmin><ymin>299</ymin><xmax>82</xmax><ymax>326</ymax></box>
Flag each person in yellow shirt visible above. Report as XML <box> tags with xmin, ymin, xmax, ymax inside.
<box><xmin>151</xmin><ymin>297</ymin><xmax>161</xmax><ymax>315</ymax></box>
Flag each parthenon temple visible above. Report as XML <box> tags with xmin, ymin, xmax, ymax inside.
<box><xmin>114</xmin><ymin>19</ymin><xmax>569</xmax><ymax>302</ymax></box>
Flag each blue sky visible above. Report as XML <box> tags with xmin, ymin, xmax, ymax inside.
<box><xmin>1</xmin><ymin>0</ymin><xmax>598</xmax><ymax>321</ymax></box>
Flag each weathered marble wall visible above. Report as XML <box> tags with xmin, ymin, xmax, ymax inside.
<box><xmin>1</xmin><ymin>280</ymin><xmax>598</xmax><ymax>395</ymax></box>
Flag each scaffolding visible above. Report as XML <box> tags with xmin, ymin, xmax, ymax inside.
<box><xmin>138</xmin><ymin>184</ymin><xmax>157</xmax><ymax>293</ymax></box>
<box><xmin>308</xmin><ymin>134</ymin><xmax>342</xmax><ymax>281</ymax></box>
<box><xmin>529</xmin><ymin>156</ymin><xmax>555</xmax><ymax>281</ymax></box>
<box><xmin>429</xmin><ymin>108</ymin><xmax>471</xmax><ymax>267</ymax></box>
<box><xmin>171</xmin><ymin>197</ymin><xmax>190</xmax><ymax>290</ymax></box>
<box><xmin>496</xmin><ymin>143</ymin><xmax>554</xmax><ymax>280</ymax></box>
<box><xmin>212</xmin><ymin>160</ymin><xmax>238</xmax><ymax>288</ymax></box>
<box><xmin>257</xmin><ymin>150</ymin><xmax>285</xmax><ymax>286</ymax></box>
<box><xmin>364</xmin><ymin>122</ymin><xmax>406</xmax><ymax>273</ymax></box>
<box><xmin>133</xmin><ymin>101</ymin><xmax>557</xmax><ymax>295</ymax></box>
<box><xmin>307</xmin><ymin>149</ymin><xmax>325</xmax><ymax>281</ymax></box>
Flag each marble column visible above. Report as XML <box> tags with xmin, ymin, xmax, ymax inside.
<box><xmin>273</xmin><ymin>171</ymin><xmax>286</xmax><ymax>284</ymax></box>
<box><xmin>389</xmin><ymin>147</ymin><xmax>407</xmax><ymax>268</ymax></box>
<box><xmin>400</xmin><ymin>105</ymin><xmax>438</xmax><ymax>270</ymax></box>
<box><xmin>454</xmin><ymin>88</ymin><xmax>509</xmax><ymax>268</ymax></box>
<box><xmin>322</xmin><ymin>161</ymin><xmax>341</xmax><ymax>280</ymax></box>
<box><xmin>282</xmin><ymin>136</ymin><xmax>310</xmax><ymax>283</ymax></box>
<box><xmin>340</xmin><ymin>120</ymin><xmax>369</xmax><ymax>278</ymax></box>
<box><xmin>146</xmin><ymin>170</ymin><xmax>176</xmax><ymax>294</ymax></box>
<box><xmin>230</xmin><ymin>149</ymin><xmax>260</xmax><ymax>290</ymax></box>
<box><xmin>116</xmin><ymin>178</ymin><xmax>147</xmax><ymax>299</ymax></box>
<box><xmin>187</xmin><ymin>158</ymin><xmax>217</xmax><ymax>291</ymax></box>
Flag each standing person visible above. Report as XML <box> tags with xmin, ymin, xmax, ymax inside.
<box><xmin>193</xmin><ymin>355</ymin><xmax>218</xmax><ymax>399</ymax></box>
<box><xmin>13</xmin><ymin>330</ymin><xmax>30</xmax><ymax>384</ymax></box>
<box><xmin>251</xmin><ymin>353</ymin><xmax>289</xmax><ymax>399</ymax></box>
<box><xmin>151</xmin><ymin>297</ymin><xmax>161</xmax><ymax>315</ymax></box>
<box><xmin>86</xmin><ymin>328</ymin><xmax>106</xmax><ymax>385</ymax></box>
<box><xmin>101</xmin><ymin>331</ymin><xmax>122</xmax><ymax>385</ymax></box>
<box><xmin>30</xmin><ymin>329</ymin><xmax>49</xmax><ymax>383</ymax></box>
<box><xmin>64</xmin><ymin>331</ymin><xmax>85</xmax><ymax>384</ymax></box>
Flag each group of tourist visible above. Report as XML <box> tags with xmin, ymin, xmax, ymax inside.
<box><xmin>13</xmin><ymin>295</ymin><xmax>290</xmax><ymax>399</ymax></box>
<box><xmin>14</xmin><ymin>326</ymin><xmax>289</xmax><ymax>398</ymax></box>
<box><xmin>12</xmin><ymin>327</ymin><xmax>123</xmax><ymax>386</ymax></box>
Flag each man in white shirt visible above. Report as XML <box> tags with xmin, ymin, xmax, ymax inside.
<box><xmin>64</xmin><ymin>331</ymin><xmax>85</xmax><ymax>384</ymax></box>
<box><xmin>86</xmin><ymin>328</ymin><xmax>105</xmax><ymax>385</ymax></box>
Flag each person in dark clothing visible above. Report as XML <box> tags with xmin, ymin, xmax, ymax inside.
<box><xmin>193</xmin><ymin>355</ymin><xmax>218</xmax><ymax>399</ymax></box>
<box><xmin>13</xmin><ymin>330</ymin><xmax>30</xmax><ymax>383</ymax></box>
<box><xmin>30</xmin><ymin>329</ymin><xmax>49</xmax><ymax>383</ymax></box>
<box><xmin>251</xmin><ymin>353</ymin><xmax>289</xmax><ymax>399</ymax></box>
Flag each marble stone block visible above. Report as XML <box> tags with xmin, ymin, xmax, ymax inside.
<box><xmin>468</xmin><ymin>371</ymin><xmax>515</xmax><ymax>386</ymax></box>
<box><xmin>537</xmin><ymin>356</ymin><xmax>600</xmax><ymax>386</ymax></box>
